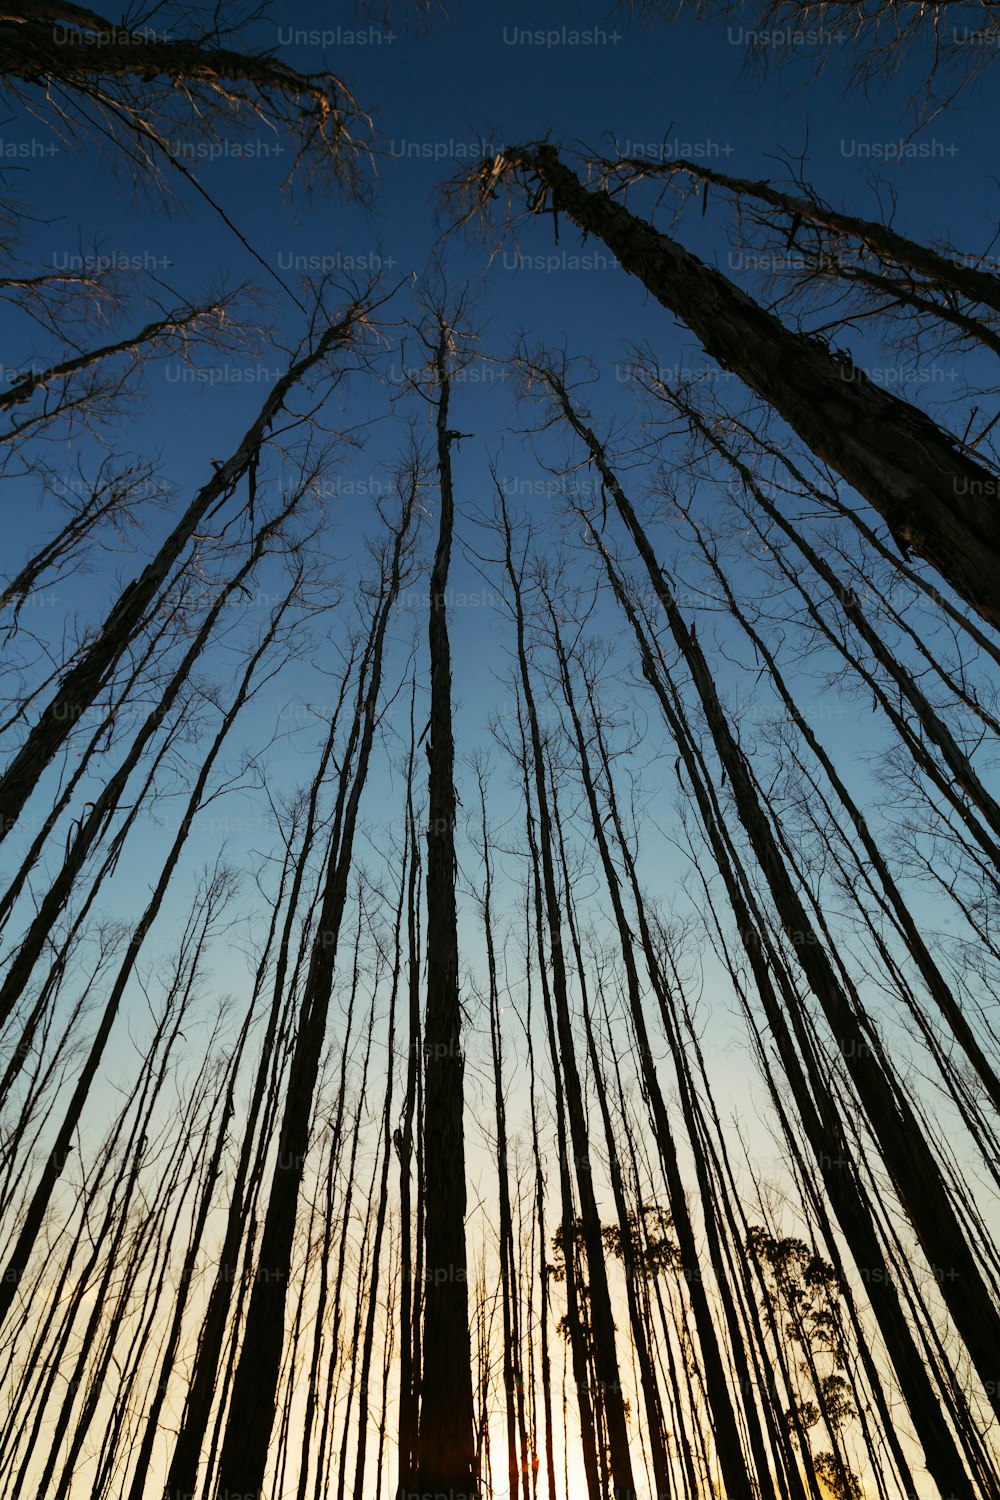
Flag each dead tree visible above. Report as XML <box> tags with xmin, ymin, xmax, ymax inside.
<box><xmin>0</xmin><ymin>490</ymin><xmax>307</xmax><ymax>1053</ymax></box>
<box><xmin>209</xmin><ymin>488</ymin><xmax>417</xmax><ymax>1500</ymax></box>
<box><xmin>525</xmin><ymin>358</ymin><xmax>994</xmax><ymax>1492</ymax></box>
<box><xmin>404</xmin><ymin>311</ymin><xmax>478</xmax><ymax>1500</ymax></box>
<box><xmin>461</xmin><ymin>146</ymin><xmax>1000</xmax><ymax>631</ymax></box>
<box><xmin>0</xmin><ymin>562</ymin><xmax>305</xmax><ymax>1331</ymax></box>
<box><xmin>0</xmin><ymin>1</ymin><xmax>370</xmax><ymax>199</ymax></box>
<box><xmin>496</xmin><ymin>493</ymin><xmax>639</xmax><ymax>1500</ymax></box>
<box><xmin>395</xmin><ymin>681</ymin><xmax>424</xmax><ymax>1494</ymax></box>
<box><xmin>599</xmin><ymin>154</ymin><xmax>1000</xmax><ymax>324</ymax></box>
<box><xmin>158</xmin><ymin>640</ymin><xmax>359</xmax><ymax>1500</ymax></box>
<box><xmin>587</xmin><ymin>517</ymin><xmax>982</xmax><ymax>1497</ymax></box>
<box><xmin>471</xmin><ymin>756</ymin><xmax>532</xmax><ymax>1500</ymax></box>
<box><xmin>0</xmin><ymin>296</ymin><xmax>375</xmax><ymax>847</ymax></box>
<box><xmin>537</xmin><ymin>569</ymin><xmax>770</xmax><ymax>1500</ymax></box>
<box><xmin>0</xmin><ymin>298</ymin><xmax>243</xmax><ymax>445</ymax></box>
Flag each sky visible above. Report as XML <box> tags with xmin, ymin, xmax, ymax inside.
<box><xmin>1</xmin><ymin>8</ymin><xmax>999</xmax><ymax>1494</ymax></box>
<box><xmin>3</xmin><ymin>0</ymin><xmax>996</xmax><ymax>1157</ymax></box>
<box><xmin>2</xmin><ymin>0</ymin><xmax>994</xmax><ymax>1092</ymax></box>
<box><xmin>5</xmin><ymin>0</ymin><xmax>995</xmax><ymax>680</ymax></box>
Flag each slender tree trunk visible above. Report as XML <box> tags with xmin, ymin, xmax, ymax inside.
<box><xmin>396</xmin><ymin>706</ymin><xmax>423</xmax><ymax>1494</ymax></box>
<box><xmin>513</xmin><ymin>703</ymin><xmax>601</xmax><ymax>1500</ymax></box>
<box><xmin>474</xmin><ymin>762</ymin><xmax>528</xmax><ymax>1500</ymax></box>
<box><xmin>351</xmin><ymin>866</ymin><xmax>403</xmax><ymax>1498</ymax></box>
<box><xmin>411</xmin><ymin>319</ymin><xmax>477</xmax><ymax>1500</ymax></box>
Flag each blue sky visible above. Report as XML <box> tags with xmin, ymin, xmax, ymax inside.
<box><xmin>5</xmin><ymin>0</ymin><xmax>993</xmax><ymax>608</ymax></box>
<box><xmin>4</xmin><ymin>13</ymin><xmax>1000</xmax><ymax>1498</ymax></box>
<box><xmin>2</xmin><ymin>0</ymin><xmax>996</xmax><ymax>1199</ymax></box>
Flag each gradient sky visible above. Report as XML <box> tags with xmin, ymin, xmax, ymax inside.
<box><xmin>2</xmin><ymin>0</ymin><xmax>996</xmax><ymax>1324</ymax></box>
<box><xmin>3</xmin><ymin>9</ymin><xmax>1000</xmax><ymax>1498</ymax></box>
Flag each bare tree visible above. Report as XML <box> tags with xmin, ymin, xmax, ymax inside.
<box><xmin>0</xmin><ymin>1</ymin><xmax>371</xmax><ymax>199</ymax></box>
<box><xmin>209</xmin><ymin>484</ymin><xmax>417</xmax><ymax>1500</ymax></box>
<box><xmin>402</xmin><ymin>306</ymin><xmax>478</xmax><ymax>1500</ymax></box>
<box><xmin>458</xmin><ymin>145</ymin><xmax>1000</xmax><ymax>631</ymax></box>
<box><xmin>625</xmin><ymin>0</ymin><xmax>1000</xmax><ymax>115</ymax></box>
<box><xmin>0</xmin><ymin>292</ymin><xmax>378</xmax><ymax>845</ymax></box>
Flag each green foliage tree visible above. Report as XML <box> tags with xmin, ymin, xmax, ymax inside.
<box><xmin>748</xmin><ymin>1227</ymin><xmax>864</xmax><ymax>1500</ymax></box>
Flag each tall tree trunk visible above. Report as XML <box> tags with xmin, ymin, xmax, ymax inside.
<box><xmin>486</xmin><ymin>146</ymin><xmax>1000</xmax><ymax>629</ymax></box>
<box><xmin>474</xmin><ymin>761</ymin><xmax>530</xmax><ymax>1500</ymax></box>
<box><xmin>396</xmin><ymin>703</ymin><xmax>423</xmax><ymax>1494</ymax></box>
<box><xmin>411</xmin><ymin>318</ymin><xmax>477</xmax><ymax>1500</ymax></box>
<box><xmin>512</xmin><ymin>695</ymin><xmax>602</xmax><ymax>1500</ymax></box>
